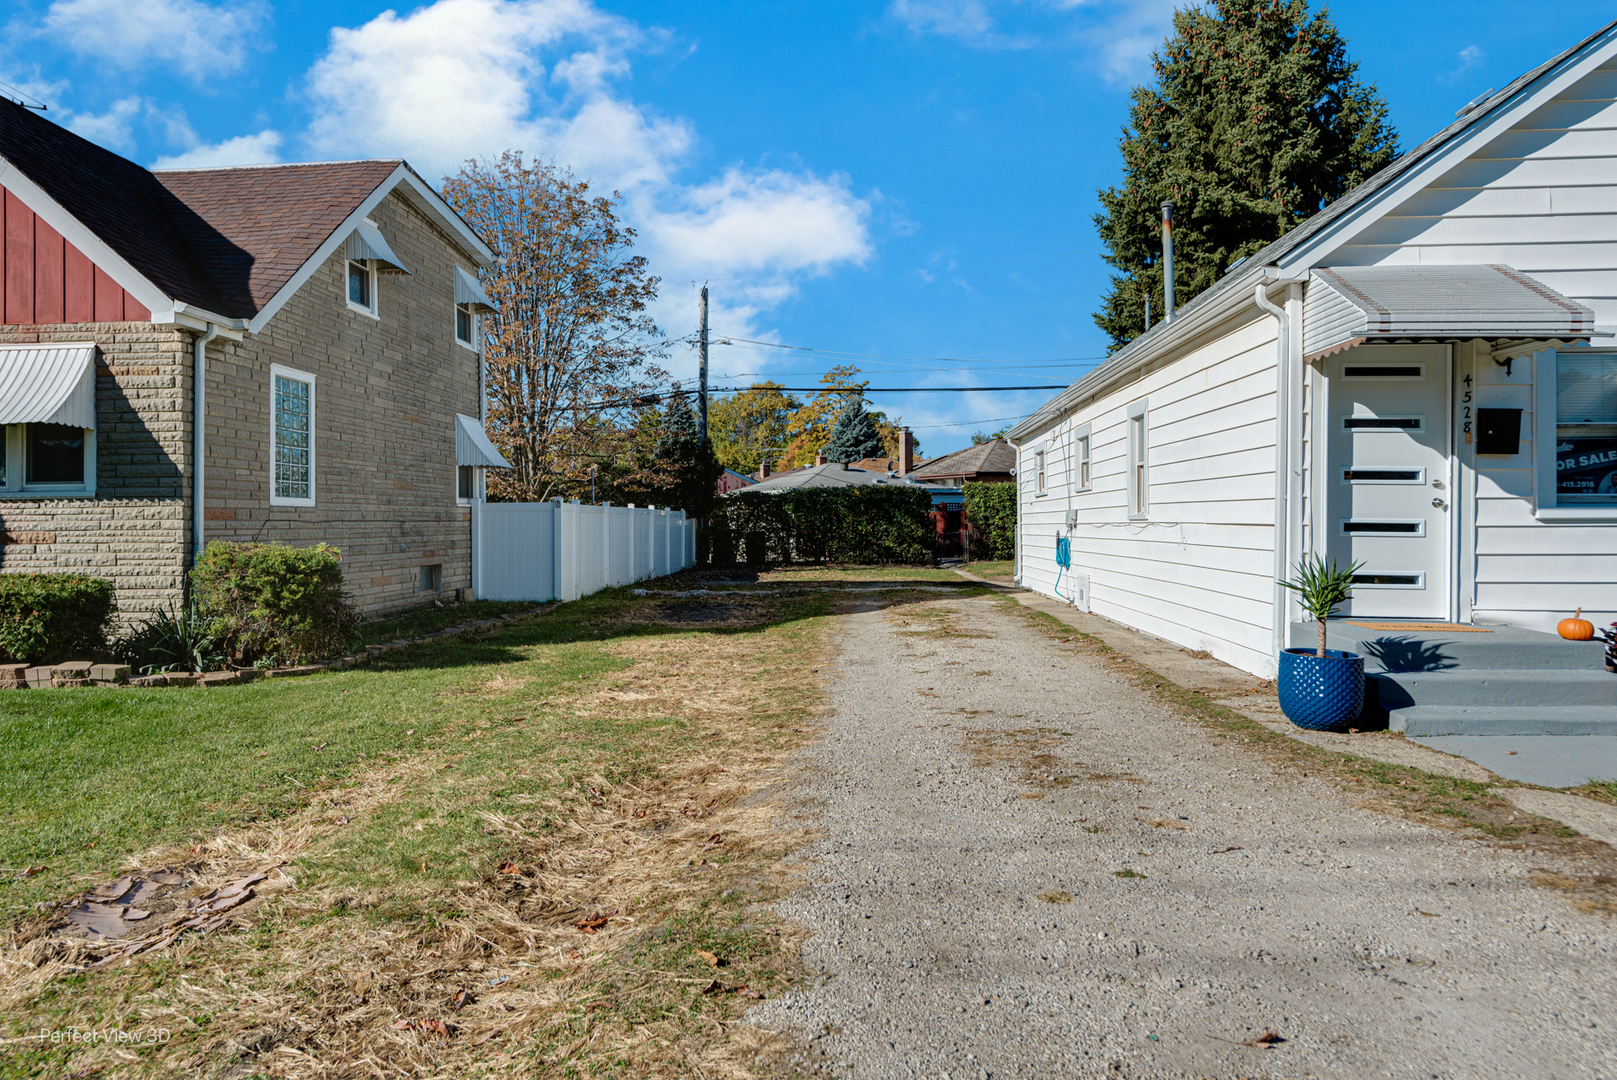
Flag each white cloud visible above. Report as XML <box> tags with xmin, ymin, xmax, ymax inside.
<box><xmin>888</xmin><ymin>0</ymin><xmax>1176</xmax><ymax>82</ymax></box>
<box><xmin>293</xmin><ymin>0</ymin><xmax>871</xmax><ymax>362</ymax></box>
<box><xmin>41</xmin><ymin>0</ymin><xmax>270</xmax><ymax>81</ymax></box>
<box><xmin>150</xmin><ymin>130</ymin><xmax>282</xmax><ymax>170</ymax></box>
<box><xmin>56</xmin><ymin>95</ymin><xmax>143</xmax><ymax>151</ymax></box>
<box><xmin>1441</xmin><ymin>44</ymin><xmax>1486</xmax><ymax>84</ymax></box>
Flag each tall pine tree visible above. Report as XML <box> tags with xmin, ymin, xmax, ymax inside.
<box><xmin>1093</xmin><ymin>0</ymin><xmax>1398</xmax><ymax>350</ymax></box>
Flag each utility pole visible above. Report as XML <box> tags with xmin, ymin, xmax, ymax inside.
<box><xmin>697</xmin><ymin>283</ymin><xmax>709</xmax><ymax>440</ymax></box>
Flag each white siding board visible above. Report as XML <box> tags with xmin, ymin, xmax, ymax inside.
<box><xmin>1476</xmin><ymin>554</ymin><xmax>1613</xmax><ymax>582</ymax></box>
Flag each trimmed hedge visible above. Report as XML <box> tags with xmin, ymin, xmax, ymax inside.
<box><xmin>0</xmin><ymin>573</ymin><xmax>117</xmax><ymax>664</ymax></box>
<box><xmin>716</xmin><ymin>486</ymin><xmax>934</xmax><ymax>565</ymax></box>
<box><xmin>191</xmin><ymin>541</ymin><xmax>359</xmax><ymax>664</ymax></box>
<box><xmin>963</xmin><ymin>481</ymin><xmax>1017</xmax><ymax>560</ymax></box>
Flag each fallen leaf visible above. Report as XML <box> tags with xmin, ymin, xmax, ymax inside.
<box><xmin>702</xmin><ymin>833</ymin><xmax>724</xmax><ymax>849</ymax></box>
<box><xmin>1148</xmin><ymin>819</ymin><xmax>1188</xmax><ymax>831</ymax></box>
<box><xmin>510</xmin><ymin>716</ymin><xmax>526</xmax><ymax>723</ymax></box>
<box><xmin>575</xmin><ymin>908</ymin><xmax>616</xmax><ymax>933</ymax></box>
<box><xmin>471</xmin><ymin>1030</ymin><xmax>501</xmax><ymax>1047</ymax></box>
<box><xmin>419</xmin><ymin>1019</ymin><xmax>452</xmax><ymax>1037</ymax></box>
<box><xmin>452</xmin><ymin>988</ymin><xmax>475</xmax><ymax>1009</ymax></box>
<box><xmin>567</xmin><ymin>949</ymin><xmax>582</xmax><ymax>960</ymax></box>
<box><xmin>493</xmin><ymin>1001</ymin><xmax>514</xmax><ymax>1012</ymax></box>
<box><xmin>700</xmin><ymin>979</ymin><xmax>726</xmax><ymax>995</ymax></box>
<box><xmin>391</xmin><ymin>1020</ymin><xmax>414</xmax><ymax>1031</ymax></box>
<box><xmin>1241</xmin><ymin>1030</ymin><xmax>1281</xmax><ymax>1048</ymax></box>
<box><xmin>497</xmin><ymin>860</ymin><xmax>521</xmax><ymax>875</ymax></box>
<box><xmin>736</xmin><ymin>986</ymin><xmax>764</xmax><ymax>999</ymax></box>
<box><xmin>18</xmin><ymin>866</ymin><xmax>45</xmax><ymax>878</ymax></box>
<box><xmin>1416</xmin><ymin>909</ymin><xmax>1439</xmax><ymax>917</ymax></box>
<box><xmin>695</xmin><ymin>949</ymin><xmax>720</xmax><ymax>968</ymax></box>
<box><xmin>1507</xmin><ymin>750</ymin><xmax>1518</xmax><ymax>755</ymax></box>
<box><xmin>633</xmin><ymin>808</ymin><xmax>647</xmax><ymax>818</ymax></box>
<box><xmin>1212</xmin><ymin>846</ymin><xmax>1243</xmax><ymax>854</ymax></box>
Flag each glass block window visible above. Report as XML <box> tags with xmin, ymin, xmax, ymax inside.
<box><xmin>272</xmin><ymin>369</ymin><xmax>314</xmax><ymax>504</ymax></box>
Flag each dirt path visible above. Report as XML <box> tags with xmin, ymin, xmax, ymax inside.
<box><xmin>750</xmin><ymin>594</ymin><xmax>1615</xmax><ymax>1079</ymax></box>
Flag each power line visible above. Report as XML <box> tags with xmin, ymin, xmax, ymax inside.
<box><xmin>708</xmin><ymin>334</ymin><xmax>1106</xmax><ymax>366</ymax></box>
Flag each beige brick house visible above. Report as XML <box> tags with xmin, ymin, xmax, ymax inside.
<box><xmin>0</xmin><ymin>98</ymin><xmax>507</xmax><ymax>621</ymax></box>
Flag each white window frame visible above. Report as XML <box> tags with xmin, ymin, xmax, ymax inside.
<box><xmin>456</xmin><ymin>464</ymin><xmax>478</xmax><ymax>506</ymax></box>
<box><xmin>1033</xmin><ymin>443</ymin><xmax>1047</xmax><ymax>496</ymax></box>
<box><xmin>346</xmin><ymin>258</ymin><xmax>378</xmax><ymax>318</ymax></box>
<box><xmin>454</xmin><ymin>302</ymin><xmax>478</xmax><ymax>350</ymax></box>
<box><xmin>0</xmin><ymin>424</ymin><xmax>96</xmax><ymax>498</ymax></box>
<box><xmin>1072</xmin><ymin>423</ymin><xmax>1092</xmax><ymax>491</ymax></box>
<box><xmin>1535</xmin><ymin>347</ymin><xmax>1617</xmax><ymax>523</ymax></box>
<box><xmin>1127</xmin><ymin>399</ymin><xmax>1149</xmax><ymax>520</ymax></box>
<box><xmin>269</xmin><ymin>363</ymin><xmax>317</xmax><ymax>507</ymax></box>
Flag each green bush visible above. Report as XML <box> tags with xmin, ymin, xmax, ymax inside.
<box><xmin>718</xmin><ymin>486</ymin><xmax>934</xmax><ymax>564</ymax></box>
<box><xmin>964</xmin><ymin>481</ymin><xmax>1017</xmax><ymax>560</ymax></box>
<box><xmin>191</xmin><ymin>541</ymin><xmax>359</xmax><ymax>664</ymax></box>
<box><xmin>0</xmin><ymin>573</ymin><xmax>117</xmax><ymax>664</ymax></box>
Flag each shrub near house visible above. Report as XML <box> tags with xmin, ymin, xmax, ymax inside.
<box><xmin>0</xmin><ymin>574</ymin><xmax>115</xmax><ymax>665</ymax></box>
<box><xmin>963</xmin><ymin>482</ymin><xmax>1016</xmax><ymax>561</ymax></box>
<box><xmin>191</xmin><ymin>542</ymin><xmax>359</xmax><ymax>666</ymax></box>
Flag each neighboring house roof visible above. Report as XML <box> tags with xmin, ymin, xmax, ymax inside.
<box><xmin>1009</xmin><ymin>17</ymin><xmax>1617</xmax><ymax>442</ymax></box>
<box><xmin>0</xmin><ymin>97</ymin><xmax>494</xmax><ymax>333</ymax></box>
<box><xmin>155</xmin><ymin>161</ymin><xmax>404</xmax><ymax>318</ymax></box>
<box><xmin>1302</xmin><ymin>265</ymin><xmax>1595</xmax><ymax>361</ymax></box>
<box><xmin>849</xmin><ymin>456</ymin><xmax>903</xmax><ymax>473</ymax></box>
<box><xmin>744</xmin><ymin>462</ymin><xmax>940</xmax><ymax>492</ymax></box>
<box><xmin>717</xmin><ymin>468</ymin><xmax>756</xmax><ymax>493</ymax></box>
<box><xmin>908</xmin><ymin>439</ymin><xmax>1016</xmax><ymax>480</ymax></box>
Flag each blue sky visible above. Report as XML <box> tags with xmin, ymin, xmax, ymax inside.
<box><xmin>1</xmin><ymin>0</ymin><xmax>1609</xmax><ymax>454</ymax></box>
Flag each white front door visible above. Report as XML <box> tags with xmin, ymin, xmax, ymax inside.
<box><xmin>1324</xmin><ymin>344</ymin><xmax>1451</xmax><ymax>619</ymax></box>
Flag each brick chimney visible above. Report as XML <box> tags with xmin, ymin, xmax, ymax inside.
<box><xmin>815</xmin><ymin>450</ymin><xmax>827</xmax><ymax>466</ymax></box>
<box><xmin>759</xmin><ymin>458</ymin><xmax>771</xmax><ymax>479</ymax></box>
<box><xmin>898</xmin><ymin>427</ymin><xmax>914</xmax><ymax>476</ymax></box>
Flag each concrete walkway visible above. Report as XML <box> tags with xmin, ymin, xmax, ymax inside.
<box><xmin>955</xmin><ymin>570</ymin><xmax>1617</xmax><ymax>849</ymax></box>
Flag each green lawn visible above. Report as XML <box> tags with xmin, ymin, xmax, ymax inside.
<box><xmin>0</xmin><ymin>567</ymin><xmax>972</xmax><ymax>1079</ymax></box>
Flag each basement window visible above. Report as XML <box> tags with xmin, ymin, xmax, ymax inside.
<box><xmin>420</xmin><ymin>564</ymin><xmax>443</xmax><ymax>592</ymax></box>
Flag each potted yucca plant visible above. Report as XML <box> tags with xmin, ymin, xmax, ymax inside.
<box><xmin>1277</xmin><ymin>555</ymin><xmax>1366</xmax><ymax>731</ymax></box>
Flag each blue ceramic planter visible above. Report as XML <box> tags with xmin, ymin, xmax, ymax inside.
<box><xmin>1278</xmin><ymin>647</ymin><xmax>1364</xmax><ymax>732</ymax></box>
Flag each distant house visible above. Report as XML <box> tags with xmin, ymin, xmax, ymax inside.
<box><xmin>717</xmin><ymin>467</ymin><xmax>755</xmax><ymax>494</ymax></box>
<box><xmin>1009</xmin><ymin>20</ymin><xmax>1617</xmax><ymax>677</ymax></box>
<box><xmin>908</xmin><ymin>439</ymin><xmax>1016</xmax><ymax>488</ymax></box>
<box><xmin>0</xmin><ymin>98</ymin><xmax>507</xmax><ymax>621</ymax></box>
<box><xmin>744</xmin><ymin>460</ymin><xmax>948</xmax><ymax>500</ymax></box>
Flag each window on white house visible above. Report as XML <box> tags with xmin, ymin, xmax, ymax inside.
<box><xmin>455</xmin><ymin>302</ymin><xmax>476</xmax><ymax>347</ymax></box>
<box><xmin>458</xmin><ymin>465</ymin><xmax>476</xmax><ymax>502</ymax></box>
<box><xmin>1073</xmin><ymin>425</ymin><xmax>1092</xmax><ymax>491</ymax></box>
<box><xmin>1034</xmin><ymin>445</ymin><xmax>1047</xmax><ymax>495</ymax></box>
<box><xmin>1127</xmin><ymin>400</ymin><xmax>1149</xmax><ymax>518</ymax></box>
<box><xmin>1556</xmin><ymin>351</ymin><xmax>1617</xmax><ymax>503</ymax></box>
<box><xmin>347</xmin><ymin>259</ymin><xmax>376</xmax><ymax>315</ymax></box>
<box><xmin>271</xmin><ymin>365</ymin><xmax>316</xmax><ymax>506</ymax></box>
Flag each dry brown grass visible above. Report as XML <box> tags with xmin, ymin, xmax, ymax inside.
<box><xmin>0</xmin><ymin>590</ymin><xmax>842</xmax><ymax>1079</ymax></box>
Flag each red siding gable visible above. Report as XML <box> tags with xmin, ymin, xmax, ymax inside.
<box><xmin>1</xmin><ymin>187</ymin><xmax>149</xmax><ymax>324</ymax></box>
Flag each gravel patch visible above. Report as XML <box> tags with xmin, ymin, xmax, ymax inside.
<box><xmin>750</xmin><ymin>596</ymin><xmax>1615</xmax><ymax>1079</ymax></box>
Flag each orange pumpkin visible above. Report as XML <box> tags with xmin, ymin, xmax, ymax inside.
<box><xmin>1559</xmin><ymin>607</ymin><xmax>1595</xmax><ymax>641</ymax></box>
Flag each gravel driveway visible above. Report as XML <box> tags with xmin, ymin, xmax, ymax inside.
<box><xmin>750</xmin><ymin>592</ymin><xmax>1615</xmax><ymax>1079</ymax></box>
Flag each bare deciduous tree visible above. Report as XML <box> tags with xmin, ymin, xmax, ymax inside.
<box><xmin>443</xmin><ymin>152</ymin><xmax>667</xmax><ymax>501</ymax></box>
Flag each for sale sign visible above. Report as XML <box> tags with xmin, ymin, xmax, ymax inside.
<box><xmin>1557</xmin><ymin>437</ymin><xmax>1617</xmax><ymax>498</ymax></box>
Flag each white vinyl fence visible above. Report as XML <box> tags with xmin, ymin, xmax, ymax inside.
<box><xmin>471</xmin><ymin>499</ymin><xmax>697</xmax><ymax>602</ymax></box>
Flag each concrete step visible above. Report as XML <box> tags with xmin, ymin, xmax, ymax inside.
<box><xmin>1389</xmin><ymin>705</ymin><xmax>1617</xmax><ymax>737</ymax></box>
<box><xmin>1371</xmin><ymin>668</ymin><xmax>1617</xmax><ymax>710</ymax></box>
<box><xmin>1294</xmin><ymin>621</ymin><xmax>1608</xmax><ymax>671</ymax></box>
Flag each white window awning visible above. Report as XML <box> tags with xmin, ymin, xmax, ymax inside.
<box><xmin>0</xmin><ymin>343</ymin><xmax>97</xmax><ymax>429</ymax></box>
<box><xmin>454</xmin><ymin>266</ymin><xmax>497</xmax><ymax>313</ymax></box>
<box><xmin>345</xmin><ymin>220</ymin><xmax>411</xmax><ymax>275</ymax></box>
<box><xmin>1302</xmin><ymin>265</ymin><xmax>1596</xmax><ymax>361</ymax></box>
<box><xmin>456</xmin><ymin>413</ymin><xmax>510</xmax><ymax>468</ymax></box>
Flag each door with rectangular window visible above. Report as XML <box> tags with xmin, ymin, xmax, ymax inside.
<box><xmin>1324</xmin><ymin>345</ymin><xmax>1450</xmax><ymax>618</ymax></box>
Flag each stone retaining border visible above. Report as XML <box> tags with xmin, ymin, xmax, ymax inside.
<box><xmin>0</xmin><ymin>606</ymin><xmax>550</xmax><ymax>691</ymax></box>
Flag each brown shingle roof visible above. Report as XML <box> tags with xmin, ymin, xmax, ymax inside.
<box><xmin>0</xmin><ymin>98</ymin><xmax>416</xmax><ymax>321</ymax></box>
<box><xmin>154</xmin><ymin>161</ymin><xmax>402</xmax><ymax>317</ymax></box>
<box><xmin>908</xmin><ymin>439</ymin><xmax>1015</xmax><ymax>480</ymax></box>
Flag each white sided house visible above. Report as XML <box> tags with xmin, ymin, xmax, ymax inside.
<box><xmin>1011</xmin><ymin>20</ymin><xmax>1617</xmax><ymax>680</ymax></box>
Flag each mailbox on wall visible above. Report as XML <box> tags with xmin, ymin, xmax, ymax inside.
<box><xmin>1476</xmin><ymin>408</ymin><xmax>1523</xmax><ymax>455</ymax></box>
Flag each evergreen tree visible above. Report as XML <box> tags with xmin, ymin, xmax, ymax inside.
<box><xmin>652</xmin><ymin>386</ymin><xmax>720</xmax><ymax>518</ymax></box>
<box><xmin>821</xmin><ymin>398</ymin><xmax>886</xmax><ymax>463</ymax></box>
<box><xmin>1093</xmin><ymin>0</ymin><xmax>1399</xmax><ymax>350</ymax></box>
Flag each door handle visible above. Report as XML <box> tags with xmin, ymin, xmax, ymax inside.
<box><xmin>1432</xmin><ymin>498</ymin><xmax>1447</xmax><ymax>509</ymax></box>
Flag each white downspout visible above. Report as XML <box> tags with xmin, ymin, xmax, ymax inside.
<box><xmin>1254</xmin><ymin>282</ymin><xmax>1291</xmax><ymax>665</ymax></box>
<box><xmin>192</xmin><ymin>324</ymin><xmax>222</xmax><ymax>566</ymax></box>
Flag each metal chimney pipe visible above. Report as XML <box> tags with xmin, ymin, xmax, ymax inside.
<box><xmin>1160</xmin><ymin>200</ymin><xmax>1176</xmax><ymax>323</ymax></box>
